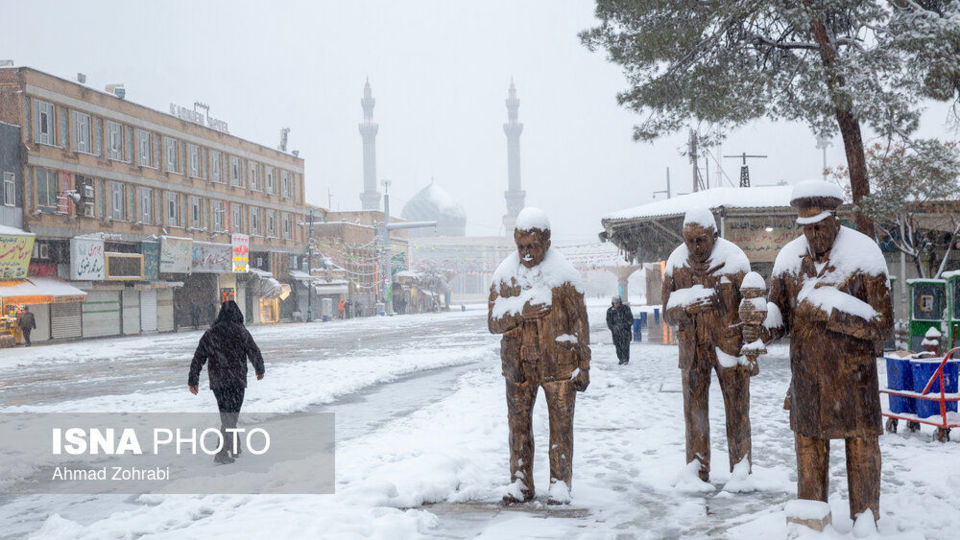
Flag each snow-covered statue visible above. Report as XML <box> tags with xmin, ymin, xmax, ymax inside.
<box><xmin>488</xmin><ymin>207</ymin><xmax>591</xmax><ymax>505</ymax></box>
<box><xmin>661</xmin><ymin>207</ymin><xmax>753</xmax><ymax>482</ymax></box>
<box><xmin>753</xmin><ymin>180</ymin><xmax>893</xmax><ymax>529</ymax></box>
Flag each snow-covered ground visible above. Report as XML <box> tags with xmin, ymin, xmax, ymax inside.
<box><xmin>1</xmin><ymin>304</ymin><xmax>958</xmax><ymax>539</ymax></box>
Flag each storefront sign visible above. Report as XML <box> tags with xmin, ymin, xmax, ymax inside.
<box><xmin>142</xmin><ymin>242</ymin><xmax>160</xmax><ymax>281</ymax></box>
<box><xmin>105</xmin><ymin>253</ymin><xmax>144</xmax><ymax>281</ymax></box>
<box><xmin>69</xmin><ymin>237</ymin><xmax>105</xmax><ymax>280</ymax></box>
<box><xmin>0</xmin><ymin>233</ymin><xmax>35</xmax><ymax>279</ymax></box>
<box><xmin>27</xmin><ymin>263</ymin><xmax>58</xmax><ymax>277</ymax></box>
<box><xmin>231</xmin><ymin>234</ymin><xmax>249</xmax><ymax>273</ymax></box>
<box><xmin>192</xmin><ymin>242</ymin><xmax>232</xmax><ymax>273</ymax></box>
<box><xmin>724</xmin><ymin>216</ymin><xmax>800</xmax><ymax>263</ymax></box>
<box><xmin>160</xmin><ymin>236</ymin><xmax>192</xmax><ymax>274</ymax></box>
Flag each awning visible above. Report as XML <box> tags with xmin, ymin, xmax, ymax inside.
<box><xmin>288</xmin><ymin>270</ymin><xmax>313</xmax><ymax>282</ymax></box>
<box><xmin>314</xmin><ymin>283</ymin><xmax>348</xmax><ymax>296</ymax></box>
<box><xmin>0</xmin><ymin>277</ymin><xmax>88</xmax><ymax>304</ymax></box>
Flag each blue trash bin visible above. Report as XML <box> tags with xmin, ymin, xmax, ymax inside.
<box><xmin>639</xmin><ymin>312</ymin><xmax>648</xmax><ymax>329</ymax></box>
<box><xmin>884</xmin><ymin>354</ymin><xmax>915</xmax><ymax>414</ymax></box>
<box><xmin>911</xmin><ymin>358</ymin><xmax>959</xmax><ymax>418</ymax></box>
<box><xmin>632</xmin><ymin>319</ymin><xmax>643</xmax><ymax>342</ymax></box>
<box><xmin>653</xmin><ymin>308</ymin><xmax>660</xmax><ymax>324</ymax></box>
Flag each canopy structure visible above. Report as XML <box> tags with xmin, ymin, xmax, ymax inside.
<box><xmin>313</xmin><ymin>280</ymin><xmax>349</xmax><ymax>296</ymax></box>
<box><xmin>0</xmin><ymin>277</ymin><xmax>88</xmax><ymax>304</ymax></box>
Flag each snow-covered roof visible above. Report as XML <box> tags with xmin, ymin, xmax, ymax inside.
<box><xmin>603</xmin><ymin>186</ymin><xmax>795</xmax><ymax>222</ymax></box>
<box><xmin>0</xmin><ymin>225</ymin><xmax>34</xmax><ymax>236</ymax></box>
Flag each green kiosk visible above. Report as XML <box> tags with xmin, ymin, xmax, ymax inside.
<box><xmin>908</xmin><ymin>278</ymin><xmax>946</xmax><ymax>352</ymax></box>
<box><xmin>945</xmin><ymin>271</ymin><xmax>960</xmax><ymax>350</ymax></box>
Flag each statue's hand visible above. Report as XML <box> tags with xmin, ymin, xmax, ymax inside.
<box><xmin>685</xmin><ymin>294</ymin><xmax>719</xmax><ymax>315</ymax></box>
<box><xmin>522</xmin><ymin>301</ymin><xmax>551</xmax><ymax>320</ymax></box>
<box><xmin>572</xmin><ymin>368</ymin><xmax>590</xmax><ymax>392</ymax></box>
<box><xmin>797</xmin><ymin>298</ymin><xmax>830</xmax><ymax>323</ymax></box>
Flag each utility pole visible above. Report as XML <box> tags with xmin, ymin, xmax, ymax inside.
<box><xmin>327</xmin><ymin>188</ymin><xmax>333</xmax><ymax>211</ymax></box>
<box><xmin>653</xmin><ymin>167</ymin><xmax>672</xmax><ymax>199</ymax></box>
<box><xmin>688</xmin><ymin>129</ymin><xmax>701</xmax><ymax>192</ymax></box>
<box><xmin>379</xmin><ymin>179</ymin><xmax>437</xmax><ymax>316</ymax></box>
<box><xmin>306</xmin><ymin>205</ymin><xmax>314</xmax><ymax>322</ymax></box>
<box><xmin>723</xmin><ymin>152</ymin><xmax>768</xmax><ymax>187</ymax></box>
<box><xmin>816</xmin><ymin>134</ymin><xmax>831</xmax><ymax>181</ymax></box>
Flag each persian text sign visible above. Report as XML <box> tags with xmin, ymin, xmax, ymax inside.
<box><xmin>0</xmin><ymin>233</ymin><xmax>35</xmax><ymax>279</ymax></box>
<box><xmin>69</xmin><ymin>237</ymin><xmax>105</xmax><ymax>280</ymax></box>
<box><xmin>142</xmin><ymin>242</ymin><xmax>160</xmax><ymax>281</ymax></box>
<box><xmin>724</xmin><ymin>216</ymin><xmax>800</xmax><ymax>263</ymax></box>
<box><xmin>160</xmin><ymin>237</ymin><xmax>192</xmax><ymax>274</ymax></box>
<box><xmin>231</xmin><ymin>234</ymin><xmax>249</xmax><ymax>273</ymax></box>
<box><xmin>192</xmin><ymin>242</ymin><xmax>231</xmax><ymax>273</ymax></box>
<box><xmin>0</xmin><ymin>413</ymin><xmax>334</xmax><ymax>494</ymax></box>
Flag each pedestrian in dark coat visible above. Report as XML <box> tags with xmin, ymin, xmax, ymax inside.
<box><xmin>606</xmin><ymin>296</ymin><xmax>634</xmax><ymax>364</ymax></box>
<box><xmin>191</xmin><ymin>304</ymin><xmax>202</xmax><ymax>330</ymax></box>
<box><xmin>188</xmin><ymin>300</ymin><xmax>265</xmax><ymax>464</ymax></box>
<box><xmin>18</xmin><ymin>307</ymin><xmax>36</xmax><ymax>346</ymax></box>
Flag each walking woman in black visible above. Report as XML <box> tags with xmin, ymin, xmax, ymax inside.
<box><xmin>188</xmin><ymin>300</ymin><xmax>265</xmax><ymax>464</ymax></box>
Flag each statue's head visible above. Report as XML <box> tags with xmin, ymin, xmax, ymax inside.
<box><xmin>513</xmin><ymin>207</ymin><xmax>552</xmax><ymax>269</ymax></box>
<box><xmin>790</xmin><ymin>181</ymin><xmax>844</xmax><ymax>258</ymax></box>
<box><xmin>682</xmin><ymin>207</ymin><xmax>718</xmax><ymax>264</ymax></box>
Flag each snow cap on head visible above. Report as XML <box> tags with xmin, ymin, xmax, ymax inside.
<box><xmin>683</xmin><ymin>207</ymin><xmax>717</xmax><ymax>231</ymax></box>
<box><xmin>515</xmin><ymin>207</ymin><xmax>550</xmax><ymax>232</ymax></box>
<box><xmin>790</xmin><ymin>180</ymin><xmax>843</xmax><ymax>224</ymax></box>
<box><xmin>741</xmin><ymin>271</ymin><xmax>766</xmax><ymax>291</ymax></box>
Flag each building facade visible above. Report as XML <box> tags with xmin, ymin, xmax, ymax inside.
<box><xmin>0</xmin><ymin>67</ymin><xmax>307</xmax><ymax>342</ymax></box>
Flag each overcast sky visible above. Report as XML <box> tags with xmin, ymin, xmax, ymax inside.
<box><xmin>2</xmin><ymin>0</ymin><xmax>956</xmax><ymax>243</ymax></box>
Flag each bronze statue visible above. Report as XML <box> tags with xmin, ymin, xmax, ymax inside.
<box><xmin>752</xmin><ymin>181</ymin><xmax>893</xmax><ymax>526</ymax></box>
<box><xmin>661</xmin><ymin>207</ymin><xmax>753</xmax><ymax>482</ymax></box>
<box><xmin>488</xmin><ymin>208</ymin><xmax>590</xmax><ymax>505</ymax></box>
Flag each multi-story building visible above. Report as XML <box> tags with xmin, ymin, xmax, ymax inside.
<box><xmin>0</xmin><ymin>67</ymin><xmax>307</xmax><ymax>342</ymax></box>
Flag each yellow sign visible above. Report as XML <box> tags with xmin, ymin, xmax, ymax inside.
<box><xmin>0</xmin><ymin>234</ymin><xmax>35</xmax><ymax>279</ymax></box>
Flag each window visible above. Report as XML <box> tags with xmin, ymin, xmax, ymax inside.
<box><xmin>36</xmin><ymin>168</ymin><xmax>58</xmax><ymax>210</ymax></box>
<box><xmin>281</xmin><ymin>170</ymin><xmax>290</xmax><ymax>198</ymax></box>
<box><xmin>95</xmin><ymin>118</ymin><xmax>102</xmax><ymax>156</ymax></box>
<box><xmin>34</xmin><ymin>100</ymin><xmax>56</xmax><ymax>145</ymax></box>
<box><xmin>189</xmin><ymin>196</ymin><xmax>201</xmax><ymax>228</ymax></box>
<box><xmin>110</xmin><ymin>182</ymin><xmax>125</xmax><ymax>220</ymax></box>
<box><xmin>165</xmin><ymin>137</ymin><xmax>179</xmax><ymax>172</ymax></box>
<box><xmin>2</xmin><ymin>172</ymin><xmax>14</xmax><ymax>207</ymax></box>
<box><xmin>137</xmin><ymin>130</ymin><xmax>153</xmax><ymax>167</ymax></box>
<box><xmin>188</xmin><ymin>144</ymin><xmax>200</xmax><ymax>177</ymax></box>
<box><xmin>125</xmin><ymin>126</ymin><xmax>133</xmax><ymax>162</ymax></box>
<box><xmin>59</xmin><ymin>106</ymin><xmax>68</xmax><ymax>147</ymax></box>
<box><xmin>107</xmin><ymin>121</ymin><xmax>123</xmax><ymax>160</ymax></box>
<box><xmin>230</xmin><ymin>156</ymin><xmax>242</xmax><ymax>187</ymax></box>
<box><xmin>267</xmin><ymin>211</ymin><xmax>275</xmax><ymax>237</ymax></box>
<box><xmin>213</xmin><ymin>200</ymin><xmax>225</xmax><ymax>232</ymax></box>
<box><xmin>283</xmin><ymin>213</ymin><xmax>291</xmax><ymax>239</ymax></box>
<box><xmin>265</xmin><ymin>166</ymin><xmax>274</xmax><ymax>194</ymax></box>
<box><xmin>249</xmin><ymin>207</ymin><xmax>259</xmax><ymax>235</ymax></box>
<box><xmin>166</xmin><ymin>192</ymin><xmax>179</xmax><ymax>227</ymax></box>
<box><xmin>248</xmin><ymin>161</ymin><xmax>259</xmax><ymax>191</ymax></box>
<box><xmin>209</xmin><ymin>150</ymin><xmax>222</xmax><ymax>182</ymax></box>
<box><xmin>74</xmin><ymin>111</ymin><xmax>91</xmax><ymax>154</ymax></box>
<box><xmin>231</xmin><ymin>203</ymin><xmax>242</xmax><ymax>233</ymax></box>
<box><xmin>139</xmin><ymin>187</ymin><xmax>152</xmax><ymax>225</ymax></box>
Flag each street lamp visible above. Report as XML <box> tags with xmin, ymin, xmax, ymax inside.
<box><xmin>306</xmin><ymin>205</ymin><xmax>315</xmax><ymax>322</ymax></box>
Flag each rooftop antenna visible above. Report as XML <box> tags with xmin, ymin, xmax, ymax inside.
<box><xmin>723</xmin><ymin>152</ymin><xmax>768</xmax><ymax>187</ymax></box>
<box><xmin>652</xmin><ymin>167</ymin><xmax>672</xmax><ymax>199</ymax></box>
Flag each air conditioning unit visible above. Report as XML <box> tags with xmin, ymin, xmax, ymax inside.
<box><xmin>82</xmin><ymin>185</ymin><xmax>94</xmax><ymax>199</ymax></box>
<box><xmin>38</xmin><ymin>243</ymin><xmax>50</xmax><ymax>259</ymax></box>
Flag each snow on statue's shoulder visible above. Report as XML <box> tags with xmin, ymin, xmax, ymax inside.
<box><xmin>665</xmin><ymin>238</ymin><xmax>749</xmax><ymax>276</ymax></box>
<box><xmin>773</xmin><ymin>226</ymin><xmax>887</xmax><ymax>279</ymax></box>
<box><xmin>515</xmin><ymin>207</ymin><xmax>550</xmax><ymax>231</ymax></box>
<box><xmin>771</xmin><ymin>235</ymin><xmax>808</xmax><ymax>277</ymax></box>
<box><xmin>490</xmin><ymin>248</ymin><xmax>582</xmax><ymax>320</ymax></box>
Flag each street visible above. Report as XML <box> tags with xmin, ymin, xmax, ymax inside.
<box><xmin>0</xmin><ymin>304</ymin><xmax>956</xmax><ymax>539</ymax></box>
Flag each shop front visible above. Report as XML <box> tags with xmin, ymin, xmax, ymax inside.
<box><xmin>248</xmin><ymin>268</ymin><xmax>285</xmax><ymax>324</ymax></box>
<box><xmin>0</xmin><ymin>277</ymin><xmax>87</xmax><ymax>346</ymax></box>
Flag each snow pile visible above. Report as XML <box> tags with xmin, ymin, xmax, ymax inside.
<box><xmin>784</xmin><ymin>499</ymin><xmax>832</xmax><ymax>521</ymax></box>
<box><xmin>763</xmin><ymin>302</ymin><xmax>783</xmax><ymax>329</ymax></box>
<box><xmin>741</xmin><ymin>271</ymin><xmax>766</xmax><ymax>290</ymax></box>
<box><xmin>665</xmin><ymin>285</ymin><xmax>716</xmax><ymax>311</ymax></box>
<box><xmin>665</xmin><ymin>238</ymin><xmax>751</xmax><ymax>277</ymax></box>
<box><xmin>490</xmin><ymin>249</ymin><xmax>582</xmax><ymax>319</ymax></box>
<box><xmin>683</xmin><ymin>207</ymin><xmax>717</xmax><ymax>230</ymax></box>
<box><xmin>672</xmin><ymin>459</ymin><xmax>714</xmax><ymax>493</ymax></box>
<box><xmin>741</xmin><ymin>340</ymin><xmax>766</xmax><ymax>353</ymax></box>
<box><xmin>547</xmin><ymin>481</ymin><xmax>571</xmax><ymax>504</ymax></box>
<box><xmin>721</xmin><ymin>459</ymin><xmax>790</xmax><ymax>493</ymax></box>
<box><xmin>789</xmin><ymin>180</ymin><xmax>845</xmax><ymax>205</ymax></box>
<box><xmin>716</xmin><ymin>347</ymin><xmax>752</xmax><ymax>369</ymax></box>
<box><xmin>798</xmin><ymin>283</ymin><xmax>879</xmax><ymax>320</ymax></box>
<box><xmin>772</xmin><ymin>226</ymin><xmax>889</xmax><ymax>279</ymax></box>
<box><xmin>515</xmin><ymin>207</ymin><xmax>550</xmax><ymax>231</ymax></box>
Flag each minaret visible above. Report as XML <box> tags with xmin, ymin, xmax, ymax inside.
<box><xmin>359</xmin><ymin>79</ymin><xmax>381</xmax><ymax>210</ymax></box>
<box><xmin>502</xmin><ymin>79</ymin><xmax>525</xmax><ymax>232</ymax></box>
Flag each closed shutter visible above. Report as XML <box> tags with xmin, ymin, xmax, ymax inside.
<box><xmin>82</xmin><ymin>290</ymin><xmax>121</xmax><ymax>338</ymax></box>
<box><xmin>51</xmin><ymin>303</ymin><xmax>82</xmax><ymax>339</ymax></box>
<box><xmin>30</xmin><ymin>304</ymin><xmax>51</xmax><ymax>342</ymax></box>
<box><xmin>122</xmin><ymin>289</ymin><xmax>140</xmax><ymax>335</ymax></box>
<box><xmin>140</xmin><ymin>289</ymin><xmax>158</xmax><ymax>332</ymax></box>
<box><xmin>157</xmin><ymin>288</ymin><xmax>174</xmax><ymax>332</ymax></box>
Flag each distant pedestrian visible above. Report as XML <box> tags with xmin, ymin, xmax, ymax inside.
<box><xmin>18</xmin><ymin>307</ymin><xmax>36</xmax><ymax>346</ymax></box>
<box><xmin>338</xmin><ymin>298</ymin><xmax>345</xmax><ymax>319</ymax></box>
<box><xmin>606</xmin><ymin>296</ymin><xmax>634</xmax><ymax>365</ymax></box>
<box><xmin>344</xmin><ymin>300</ymin><xmax>352</xmax><ymax>319</ymax></box>
<box><xmin>191</xmin><ymin>304</ymin><xmax>202</xmax><ymax>330</ymax></box>
<box><xmin>188</xmin><ymin>301</ymin><xmax>265</xmax><ymax>464</ymax></box>
<box><xmin>355</xmin><ymin>303</ymin><xmax>363</xmax><ymax>317</ymax></box>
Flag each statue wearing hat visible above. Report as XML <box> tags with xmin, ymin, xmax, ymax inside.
<box><xmin>750</xmin><ymin>181</ymin><xmax>893</xmax><ymax>527</ymax></box>
<box><xmin>488</xmin><ymin>207</ymin><xmax>591</xmax><ymax>504</ymax></box>
<box><xmin>661</xmin><ymin>207</ymin><xmax>754</xmax><ymax>483</ymax></box>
